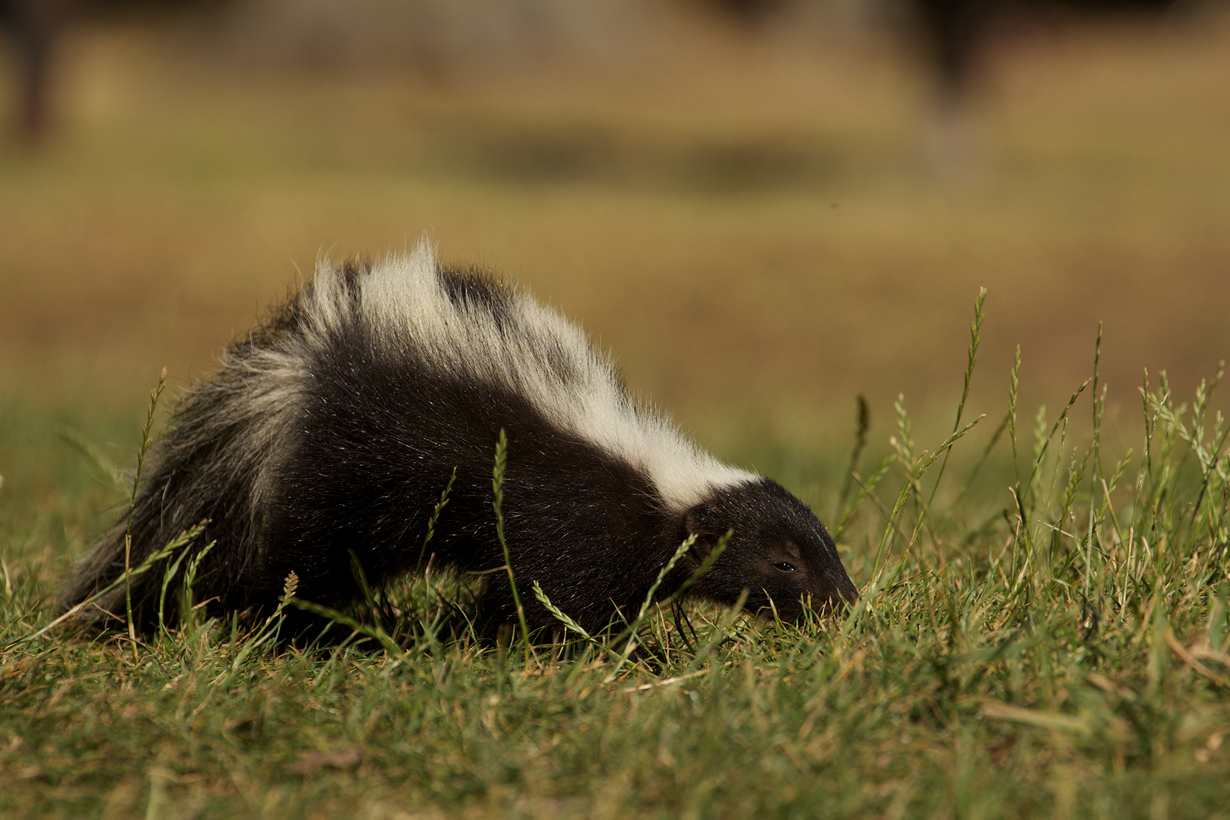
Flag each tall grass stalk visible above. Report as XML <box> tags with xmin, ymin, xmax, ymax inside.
<box><xmin>493</xmin><ymin>429</ymin><xmax>532</xmax><ymax>662</ymax></box>
<box><xmin>124</xmin><ymin>367</ymin><xmax>167</xmax><ymax>651</ymax></box>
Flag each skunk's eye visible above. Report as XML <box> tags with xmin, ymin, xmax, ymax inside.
<box><xmin>774</xmin><ymin>562</ymin><xmax>796</xmax><ymax>573</ymax></box>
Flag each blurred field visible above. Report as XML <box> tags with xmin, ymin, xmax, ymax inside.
<box><xmin>1</xmin><ymin>6</ymin><xmax>1229</xmax><ymax>443</ymax></box>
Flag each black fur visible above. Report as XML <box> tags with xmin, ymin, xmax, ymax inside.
<box><xmin>60</xmin><ymin>254</ymin><xmax>858</xmax><ymax>636</ymax></box>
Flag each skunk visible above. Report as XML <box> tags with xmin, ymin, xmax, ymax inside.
<box><xmin>60</xmin><ymin>242</ymin><xmax>858</xmax><ymax>635</ymax></box>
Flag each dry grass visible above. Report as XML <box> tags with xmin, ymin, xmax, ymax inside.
<box><xmin>3</xmin><ymin>289</ymin><xmax>1230</xmax><ymax>819</ymax></box>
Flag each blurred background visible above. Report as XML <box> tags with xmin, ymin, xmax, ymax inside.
<box><xmin>2</xmin><ymin>0</ymin><xmax>1228</xmax><ymax>467</ymax></box>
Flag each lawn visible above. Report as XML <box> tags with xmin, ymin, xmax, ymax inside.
<box><xmin>2</xmin><ymin>6</ymin><xmax>1229</xmax><ymax>817</ymax></box>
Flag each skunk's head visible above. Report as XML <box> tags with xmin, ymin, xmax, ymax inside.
<box><xmin>680</xmin><ymin>478</ymin><xmax>858</xmax><ymax>622</ymax></box>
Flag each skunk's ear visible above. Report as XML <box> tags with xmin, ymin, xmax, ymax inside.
<box><xmin>682</xmin><ymin>502</ymin><xmax>723</xmax><ymax>561</ymax></box>
<box><xmin>683</xmin><ymin>502</ymin><xmax>714</xmax><ymax>538</ymax></box>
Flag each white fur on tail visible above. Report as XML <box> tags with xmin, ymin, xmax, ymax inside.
<box><xmin>294</xmin><ymin>240</ymin><xmax>758</xmax><ymax>512</ymax></box>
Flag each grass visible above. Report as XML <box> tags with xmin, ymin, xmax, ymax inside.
<box><xmin>3</xmin><ymin>293</ymin><xmax>1230</xmax><ymax>818</ymax></box>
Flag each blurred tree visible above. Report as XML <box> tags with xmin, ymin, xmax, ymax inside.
<box><xmin>1</xmin><ymin>0</ymin><xmax>229</xmax><ymax>144</ymax></box>
<box><xmin>703</xmin><ymin>0</ymin><xmax>786</xmax><ymax>20</ymax></box>
<box><xmin>910</xmin><ymin>0</ymin><xmax>1185</xmax><ymax>106</ymax></box>
<box><xmin>1</xmin><ymin>0</ymin><xmax>70</xmax><ymax>142</ymax></box>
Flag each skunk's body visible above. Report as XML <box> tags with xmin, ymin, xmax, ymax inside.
<box><xmin>61</xmin><ymin>244</ymin><xmax>857</xmax><ymax>634</ymax></box>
